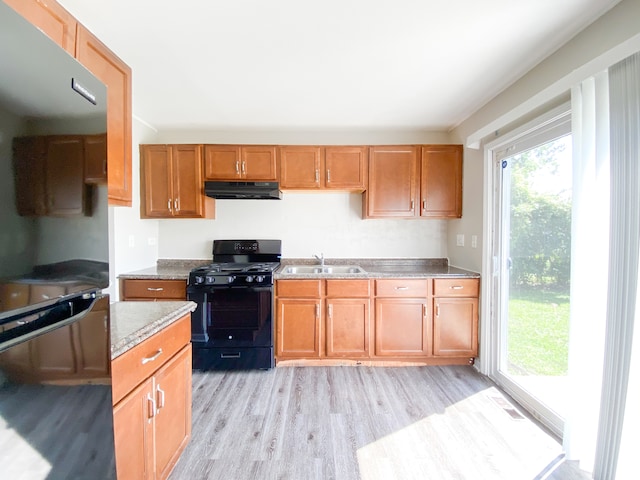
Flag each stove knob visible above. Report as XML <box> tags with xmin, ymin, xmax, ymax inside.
<box><xmin>194</xmin><ymin>275</ymin><xmax>205</xmax><ymax>284</ymax></box>
<box><xmin>227</xmin><ymin>276</ymin><xmax>236</xmax><ymax>284</ymax></box>
<box><xmin>245</xmin><ymin>276</ymin><xmax>254</xmax><ymax>283</ymax></box>
<box><xmin>206</xmin><ymin>276</ymin><xmax>216</xmax><ymax>284</ymax></box>
<box><xmin>255</xmin><ymin>275</ymin><xmax>265</xmax><ymax>283</ymax></box>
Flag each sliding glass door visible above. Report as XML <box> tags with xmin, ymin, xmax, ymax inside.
<box><xmin>492</xmin><ymin>112</ymin><xmax>572</xmax><ymax>435</ymax></box>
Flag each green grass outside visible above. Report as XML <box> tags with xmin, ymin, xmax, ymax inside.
<box><xmin>507</xmin><ymin>286</ymin><xmax>570</xmax><ymax>376</ymax></box>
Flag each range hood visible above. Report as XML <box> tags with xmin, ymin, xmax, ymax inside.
<box><xmin>204</xmin><ymin>181</ymin><xmax>282</xmax><ymax>200</ymax></box>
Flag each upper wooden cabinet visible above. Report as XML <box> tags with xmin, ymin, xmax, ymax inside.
<box><xmin>204</xmin><ymin>145</ymin><xmax>278</xmax><ymax>181</ymax></box>
<box><xmin>421</xmin><ymin>145</ymin><xmax>462</xmax><ymax>218</ymax></box>
<box><xmin>279</xmin><ymin>146</ymin><xmax>323</xmax><ymax>189</ymax></box>
<box><xmin>7</xmin><ymin>0</ymin><xmax>133</xmax><ymax>207</ymax></box>
<box><xmin>140</xmin><ymin>144</ymin><xmax>214</xmax><ymax>219</ymax></box>
<box><xmin>279</xmin><ymin>146</ymin><xmax>367</xmax><ymax>191</ymax></box>
<box><xmin>76</xmin><ymin>26</ymin><xmax>132</xmax><ymax>206</ymax></box>
<box><xmin>3</xmin><ymin>0</ymin><xmax>77</xmax><ymax>55</ymax></box>
<box><xmin>364</xmin><ymin>146</ymin><xmax>419</xmax><ymax>217</ymax></box>
<box><xmin>364</xmin><ymin>145</ymin><xmax>462</xmax><ymax>219</ymax></box>
<box><xmin>83</xmin><ymin>133</ymin><xmax>108</xmax><ymax>184</ymax></box>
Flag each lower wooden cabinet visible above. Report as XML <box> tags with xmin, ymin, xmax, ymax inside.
<box><xmin>275</xmin><ymin>277</ymin><xmax>479</xmax><ymax>364</ymax></box>
<box><xmin>433</xmin><ymin>278</ymin><xmax>479</xmax><ymax>357</ymax></box>
<box><xmin>112</xmin><ymin>315</ymin><xmax>192</xmax><ymax>480</ymax></box>
<box><xmin>276</xmin><ymin>280</ymin><xmax>322</xmax><ymax>358</ymax></box>
<box><xmin>325</xmin><ymin>280</ymin><xmax>371</xmax><ymax>358</ymax></box>
<box><xmin>120</xmin><ymin>279</ymin><xmax>187</xmax><ymax>301</ymax></box>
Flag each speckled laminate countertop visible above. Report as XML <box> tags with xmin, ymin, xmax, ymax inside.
<box><xmin>275</xmin><ymin>258</ymin><xmax>480</xmax><ymax>279</ymax></box>
<box><xmin>118</xmin><ymin>260</ymin><xmax>209</xmax><ymax>280</ymax></box>
<box><xmin>118</xmin><ymin>258</ymin><xmax>479</xmax><ymax>282</ymax></box>
<box><xmin>110</xmin><ymin>301</ymin><xmax>197</xmax><ymax>359</ymax></box>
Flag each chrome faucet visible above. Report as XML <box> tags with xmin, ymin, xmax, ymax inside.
<box><xmin>313</xmin><ymin>253</ymin><xmax>325</xmax><ymax>266</ymax></box>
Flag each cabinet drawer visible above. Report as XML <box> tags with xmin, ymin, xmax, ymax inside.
<box><xmin>121</xmin><ymin>279</ymin><xmax>186</xmax><ymax>300</ymax></box>
<box><xmin>326</xmin><ymin>279</ymin><xmax>371</xmax><ymax>297</ymax></box>
<box><xmin>375</xmin><ymin>279</ymin><xmax>429</xmax><ymax>297</ymax></box>
<box><xmin>111</xmin><ymin>314</ymin><xmax>190</xmax><ymax>405</ymax></box>
<box><xmin>276</xmin><ymin>280</ymin><xmax>322</xmax><ymax>298</ymax></box>
<box><xmin>433</xmin><ymin>278</ymin><xmax>479</xmax><ymax>297</ymax></box>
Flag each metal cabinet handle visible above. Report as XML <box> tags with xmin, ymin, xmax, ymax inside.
<box><xmin>221</xmin><ymin>352</ymin><xmax>241</xmax><ymax>359</ymax></box>
<box><xmin>174</xmin><ymin>198</ymin><xmax>179</xmax><ymax>211</ymax></box>
<box><xmin>156</xmin><ymin>385</ymin><xmax>165</xmax><ymax>410</ymax></box>
<box><xmin>423</xmin><ymin>304</ymin><xmax>427</xmax><ymax>317</ymax></box>
<box><xmin>450</xmin><ymin>285</ymin><xmax>464</xmax><ymax>290</ymax></box>
<box><xmin>167</xmin><ymin>199</ymin><xmax>172</xmax><ymax>211</ymax></box>
<box><xmin>147</xmin><ymin>393</ymin><xmax>156</xmax><ymax>419</ymax></box>
<box><xmin>410</xmin><ymin>200</ymin><xmax>415</xmax><ymax>210</ymax></box>
<box><xmin>315</xmin><ymin>169</ymin><xmax>319</xmax><ymax>183</ymax></box>
<box><xmin>436</xmin><ymin>304</ymin><xmax>440</xmax><ymax>317</ymax></box>
<box><xmin>147</xmin><ymin>287</ymin><xmax>164</xmax><ymax>291</ymax></box>
<box><xmin>326</xmin><ymin>169</ymin><xmax>331</xmax><ymax>183</ymax></box>
<box><xmin>395</xmin><ymin>286</ymin><xmax>409</xmax><ymax>291</ymax></box>
<box><xmin>235</xmin><ymin>160</ymin><xmax>240</xmax><ymax>175</ymax></box>
<box><xmin>422</xmin><ymin>199</ymin><xmax>427</xmax><ymax>210</ymax></box>
<box><xmin>141</xmin><ymin>348</ymin><xmax>163</xmax><ymax>365</ymax></box>
<box><xmin>315</xmin><ymin>304</ymin><xmax>320</xmax><ymax>318</ymax></box>
<box><xmin>328</xmin><ymin>304</ymin><xmax>333</xmax><ymax>319</ymax></box>
<box><xmin>241</xmin><ymin>161</ymin><xmax>246</xmax><ymax>174</ymax></box>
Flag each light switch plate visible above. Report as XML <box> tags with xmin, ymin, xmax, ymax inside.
<box><xmin>471</xmin><ymin>235</ymin><xmax>478</xmax><ymax>248</ymax></box>
<box><xmin>456</xmin><ymin>234</ymin><xmax>465</xmax><ymax>247</ymax></box>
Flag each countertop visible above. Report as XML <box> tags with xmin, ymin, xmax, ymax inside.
<box><xmin>118</xmin><ymin>258</ymin><xmax>479</xmax><ymax>281</ymax></box>
<box><xmin>110</xmin><ymin>300</ymin><xmax>197</xmax><ymax>359</ymax></box>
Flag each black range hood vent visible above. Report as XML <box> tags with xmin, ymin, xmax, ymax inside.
<box><xmin>204</xmin><ymin>181</ymin><xmax>282</xmax><ymax>200</ymax></box>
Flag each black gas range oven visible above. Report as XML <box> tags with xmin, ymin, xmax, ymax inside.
<box><xmin>187</xmin><ymin>240</ymin><xmax>281</xmax><ymax>370</ymax></box>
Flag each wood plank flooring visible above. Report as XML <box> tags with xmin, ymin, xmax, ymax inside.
<box><xmin>170</xmin><ymin>366</ymin><xmax>585</xmax><ymax>480</ymax></box>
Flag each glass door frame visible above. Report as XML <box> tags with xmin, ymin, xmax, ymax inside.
<box><xmin>482</xmin><ymin>103</ymin><xmax>571</xmax><ymax>438</ymax></box>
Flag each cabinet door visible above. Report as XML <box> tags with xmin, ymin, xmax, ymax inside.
<box><xmin>84</xmin><ymin>133</ymin><xmax>108</xmax><ymax>184</ymax></box>
<box><xmin>73</xmin><ymin>296</ymin><xmax>110</xmax><ymax>377</ymax></box>
<box><xmin>4</xmin><ymin>0</ymin><xmax>77</xmax><ymax>55</ymax></box>
<box><xmin>203</xmin><ymin>145</ymin><xmax>241</xmax><ymax>180</ymax></box>
<box><xmin>242</xmin><ymin>146</ymin><xmax>278</xmax><ymax>180</ymax></box>
<box><xmin>31</xmin><ymin>323</ymin><xmax>76</xmax><ymax>376</ymax></box>
<box><xmin>279</xmin><ymin>146</ymin><xmax>322</xmax><ymax>189</ymax></box>
<box><xmin>326</xmin><ymin>298</ymin><xmax>370</xmax><ymax>357</ymax></box>
<box><xmin>276</xmin><ymin>298</ymin><xmax>321</xmax><ymax>358</ymax></box>
<box><xmin>433</xmin><ymin>297</ymin><xmax>478</xmax><ymax>357</ymax></box>
<box><xmin>141</xmin><ymin>145</ymin><xmax>173</xmax><ymax>217</ymax></box>
<box><xmin>76</xmin><ymin>26</ymin><xmax>132</xmax><ymax>206</ymax></box>
<box><xmin>113</xmin><ymin>378</ymin><xmax>155</xmax><ymax>480</ymax></box>
<box><xmin>12</xmin><ymin>136</ymin><xmax>47</xmax><ymax>216</ymax></box>
<box><xmin>374</xmin><ymin>298</ymin><xmax>430</xmax><ymax>356</ymax></box>
<box><xmin>365</xmin><ymin>146</ymin><xmax>418</xmax><ymax>218</ymax></box>
<box><xmin>324</xmin><ymin>146</ymin><xmax>367</xmax><ymax>190</ymax></box>
<box><xmin>45</xmin><ymin>136</ymin><xmax>86</xmax><ymax>215</ymax></box>
<box><xmin>172</xmin><ymin>145</ymin><xmax>204</xmax><ymax>217</ymax></box>
<box><xmin>154</xmin><ymin>345</ymin><xmax>192</xmax><ymax>480</ymax></box>
<box><xmin>420</xmin><ymin>145</ymin><xmax>462</xmax><ymax>218</ymax></box>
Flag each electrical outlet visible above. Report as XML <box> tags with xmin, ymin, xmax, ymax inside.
<box><xmin>471</xmin><ymin>235</ymin><xmax>478</xmax><ymax>248</ymax></box>
<box><xmin>456</xmin><ymin>234</ymin><xmax>465</xmax><ymax>247</ymax></box>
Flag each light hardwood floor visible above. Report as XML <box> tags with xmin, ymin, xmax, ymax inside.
<box><xmin>170</xmin><ymin>366</ymin><xmax>590</xmax><ymax>480</ymax></box>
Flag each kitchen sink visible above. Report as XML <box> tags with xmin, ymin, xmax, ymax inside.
<box><xmin>281</xmin><ymin>265</ymin><xmax>367</xmax><ymax>275</ymax></box>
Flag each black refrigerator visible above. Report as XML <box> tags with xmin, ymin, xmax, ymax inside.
<box><xmin>0</xmin><ymin>2</ymin><xmax>116</xmax><ymax>478</ymax></box>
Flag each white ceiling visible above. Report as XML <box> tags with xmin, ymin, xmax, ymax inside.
<box><xmin>59</xmin><ymin>0</ymin><xmax>620</xmax><ymax>132</ymax></box>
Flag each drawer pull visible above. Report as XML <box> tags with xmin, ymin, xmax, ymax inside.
<box><xmin>436</xmin><ymin>304</ymin><xmax>440</xmax><ymax>317</ymax></box>
<box><xmin>147</xmin><ymin>393</ymin><xmax>156</xmax><ymax>419</ymax></box>
<box><xmin>450</xmin><ymin>285</ymin><xmax>464</xmax><ymax>290</ymax></box>
<box><xmin>147</xmin><ymin>287</ymin><xmax>164</xmax><ymax>292</ymax></box>
<box><xmin>221</xmin><ymin>352</ymin><xmax>241</xmax><ymax>359</ymax></box>
<box><xmin>141</xmin><ymin>348</ymin><xmax>163</xmax><ymax>365</ymax></box>
<box><xmin>395</xmin><ymin>286</ymin><xmax>409</xmax><ymax>291</ymax></box>
<box><xmin>157</xmin><ymin>385</ymin><xmax>166</xmax><ymax>409</ymax></box>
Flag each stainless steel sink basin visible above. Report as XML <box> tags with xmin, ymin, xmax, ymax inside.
<box><xmin>281</xmin><ymin>265</ymin><xmax>367</xmax><ymax>275</ymax></box>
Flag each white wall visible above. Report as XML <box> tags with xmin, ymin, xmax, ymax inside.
<box><xmin>109</xmin><ymin>116</ymin><xmax>159</xmax><ymax>299</ymax></box>
<box><xmin>158</xmin><ymin>193</ymin><xmax>448</xmax><ymax>259</ymax></box>
<box><xmin>448</xmin><ymin>0</ymin><xmax>640</xmax><ymax>272</ymax></box>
